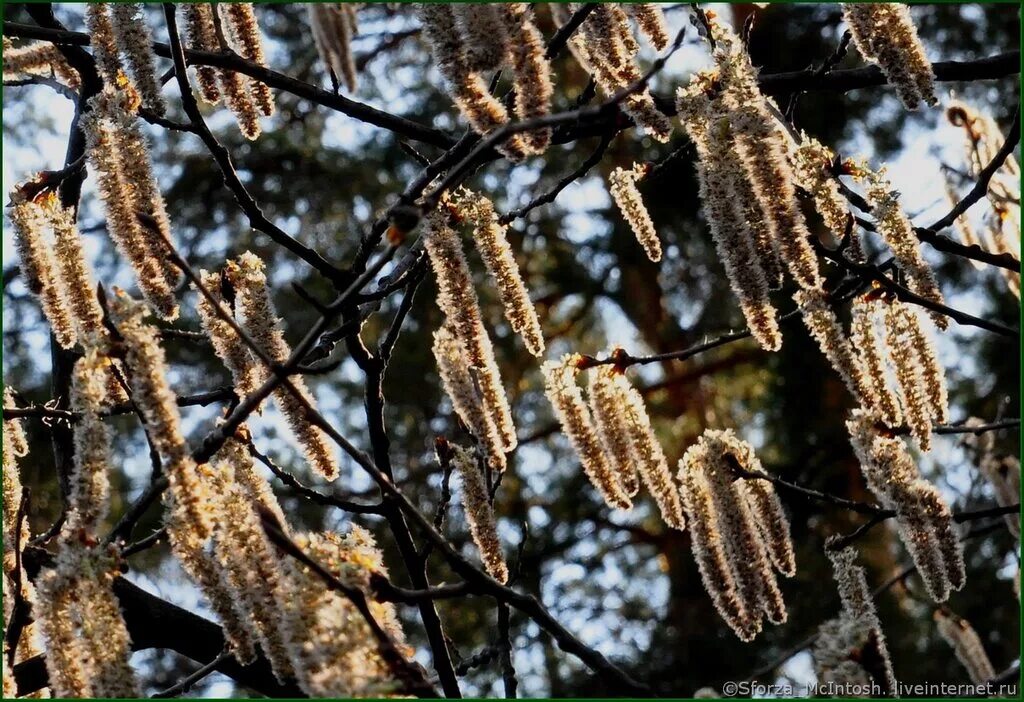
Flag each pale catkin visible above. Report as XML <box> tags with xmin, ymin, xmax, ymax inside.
<box><xmin>48</xmin><ymin>202</ymin><xmax>105</xmax><ymax>346</ymax></box>
<box><xmin>901</xmin><ymin>304</ymin><xmax>950</xmax><ymax>425</ymax></box>
<box><xmin>626</xmin><ymin>4</ymin><xmax>670</xmax><ymax>51</ymax></box>
<box><xmin>221</xmin><ymin>3</ymin><xmax>275</xmax><ymax>117</ymax></box>
<box><xmin>792</xmin><ymin>137</ymin><xmax>850</xmax><ymax>239</ymax></box>
<box><xmin>849</xmin><ymin>298</ymin><xmax>903</xmax><ymax>427</ymax></box>
<box><xmin>451</xmin><ymin>445</ymin><xmax>509</xmax><ymax>583</ymax></box>
<box><xmin>308</xmin><ymin>3</ymin><xmax>358</xmax><ymax>93</ymax></box>
<box><xmin>416</xmin><ymin>3</ymin><xmax>527</xmax><ymax>161</ymax></box>
<box><xmin>813</xmin><ymin>617</ymin><xmax>875</xmax><ymax>691</ymax></box>
<box><xmin>458</xmin><ymin>190</ymin><xmax>544</xmax><ymax>356</ymax></box>
<box><xmin>226</xmin><ymin>252</ymin><xmax>339</xmax><ymax>481</ymax></box>
<box><xmin>74</xmin><ymin>560</ymin><xmax>139</xmax><ymax>697</ymax></box>
<box><xmin>608</xmin><ymin>164</ymin><xmax>662</xmax><ymax>263</ymax></box>
<box><xmin>84</xmin><ymin>4</ymin><xmax>123</xmax><ymax>88</ymax></box>
<box><xmin>841</xmin><ymin>3</ymin><xmax>936</xmax><ymax>109</ymax></box>
<box><xmin>432</xmin><ymin>326</ymin><xmax>508</xmax><ymax>474</ymax></box>
<box><xmin>794</xmin><ymin>287</ymin><xmax>872</xmax><ymax>408</ymax></box>
<box><xmin>2</xmin><ymin>390</ymin><xmax>29</xmax><ymax>558</ymax></box>
<box><xmin>586</xmin><ymin>366</ymin><xmax>640</xmax><ymax>498</ymax></box>
<box><xmin>677</xmin><ymin>80</ymin><xmax>782</xmax><ymax>350</ymax></box>
<box><xmin>884</xmin><ymin>301</ymin><xmax>935</xmax><ymax>451</ymax></box>
<box><xmin>423</xmin><ymin>210</ymin><xmax>517</xmax><ymax>450</ymax></box>
<box><xmin>35</xmin><ymin>568</ymin><xmax>95</xmax><ymax>697</ymax></box>
<box><xmin>107</xmin><ymin>290</ymin><xmax>212</xmax><ymax>543</ymax></box>
<box><xmin>8</xmin><ymin>194</ymin><xmax>78</xmax><ymax>349</ymax></box>
<box><xmin>110</xmin><ymin>3</ymin><xmax>166</xmax><ymax>116</ymax></box>
<box><xmin>2</xmin><ymin>39</ymin><xmax>79</xmax><ymax>88</ymax></box>
<box><xmin>66</xmin><ymin>350</ymin><xmax>115</xmax><ymax>537</ymax></box>
<box><xmin>195</xmin><ymin>269</ymin><xmax>262</xmax><ymax>398</ymax></box>
<box><xmin>542</xmin><ymin>355</ymin><xmax>632</xmax><ymax>510</ymax></box>
<box><xmin>452</xmin><ymin>3</ymin><xmax>509</xmax><ymax>73</ymax></box>
<box><xmin>501</xmin><ymin>4</ymin><xmax>553</xmax><ymax>153</ymax></box>
<box><xmin>935</xmin><ymin>610</ymin><xmax>996</xmax><ymax>684</ymax></box>
<box><xmin>865</xmin><ymin>170</ymin><xmax>947</xmax><ymax>329</ymax></box>
<box><xmin>182</xmin><ymin>3</ymin><xmax>222</xmax><ymax>104</ymax></box>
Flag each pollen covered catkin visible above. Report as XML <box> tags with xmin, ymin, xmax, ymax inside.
<box><xmin>627</xmin><ymin>4</ymin><xmax>670</xmax><ymax>50</ymax></box>
<box><xmin>542</xmin><ymin>355</ymin><xmax>632</xmax><ymax>510</ymax></box>
<box><xmin>501</xmin><ymin>4</ymin><xmax>553</xmax><ymax>153</ymax></box>
<box><xmin>608</xmin><ymin>164</ymin><xmax>662</xmax><ymax>263</ymax></box>
<box><xmin>850</xmin><ymin>297</ymin><xmax>903</xmax><ymax>427</ymax></box>
<box><xmin>884</xmin><ymin>301</ymin><xmax>936</xmax><ymax>451</ymax></box>
<box><xmin>794</xmin><ymin>287</ymin><xmax>872</xmax><ymax>408</ymax></box>
<box><xmin>423</xmin><ymin>209</ymin><xmax>517</xmax><ymax>450</ymax></box>
<box><xmin>2</xmin><ymin>39</ymin><xmax>79</xmax><ymax>88</ymax></box>
<box><xmin>49</xmin><ymin>202</ymin><xmax>105</xmax><ymax>346</ymax></box>
<box><xmin>110</xmin><ymin>3</ymin><xmax>166</xmax><ymax>115</ymax></box>
<box><xmin>226</xmin><ymin>252</ymin><xmax>339</xmax><ymax>481</ymax></box>
<box><xmin>309</xmin><ymin>3</ymin><xmax>359</xmax><ymax>93</ymax></box>
<box><xmin>182</xmin><ymin>3</ymin><xmax>222</xmax><ymax>104</ymax></box>
<box><xmin>936</xmin><ymin>610</ymin><xmax>996</xmax><ymax>684</ymax></box>
<box><xmin>451</xmin><ymin>445</ymin><xmax>509</xmax><ymax>583</ymax></box>
<box><xmin>457</xmin><ymin>190</ymin><xmax>545</xmax><ymax>356</ymax></box>
<box><xmin>85</xmin><ymin>3</ymin><xmax>125</xmax><ymax>89</ymax></box>
<box><xmin>586</xmin><ymin>366</ymin><xmax>640</xmax><ymax>497</ymax></box>
<box><xmin>841</xmin><ymin>3</ymin><xmax>936</xmax><ymax>109</ymax></box>
<box><xmin>452</xmin><ymin>3</ymin><xmax>508</xmax><ymax>73</ymax></box>
<box><xmin>195</xmin><ymin>269</ymin><xmax>261</xmax><ymax>399</ymax></box>
<box><xmin>220</xmin><ymin>3</ymin><xmax>275</xmax><ymax>117</ymax></box>
<box><xmin>792</xmin><ymin>137</ymin><xmax>851</xmax><ymax>240</ymax></box>
<box><xmin>66</xmin><ymin>350</ymin><xmax>115</xmax><ymax>536</ymax></box>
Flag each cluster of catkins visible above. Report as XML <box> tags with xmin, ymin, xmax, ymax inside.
<box><xmin>3</xmin><ymin>36</ymin><xmax>80</xmax><ymax>88</ymax></box>
<box><xmin>934</xmin><ymin>609</ymin><xmax>997</xmax><ymax>685</ymax></box>
<box><xmin>946</xmin><ymin>101</ymin><xmax>1021</xmax><ymax>297</ymax></box>
<box><xmin>961</xmin><ymin>417</ymin><xmax>1021</xmax><ymax>539</ymax></box>
<box><xmin>679</xmin><ymin>429</ymin><xmax>795</xmax><ymax>641</ymax></box>
<box><xmin>553</xmin><ymin>3</ymin><xmax>674</xmax><ymax>142</ymax></box>
<box><xmin>847</xmin><ymin>410</ymin><xmax>965</xmax><ymax>602</ymax></box>
<box><xmin>841</xmin><ymin>3</ymin><xmax>937</xmax><ymax>109</ymax></box>
<box><xmin>86</xmin><ymin>3</ymin><xmax>166</xmax><ymax>116</ymax></box>
<box><xmin>308</xmin><ymin>3</ymin><xmax>360</xmax><ymax>93</ymax></box>
<box><xmin>179</xmin><ymin>3</ymin><xmax>276</xmax><ymax>139</ymax></box>
<box><xmin>427</xmin><ymin>191</ymin><xmax>543</xmax><ymax>472</ymax></box>
<box><xmin>541</xmin><ymin>354</ymin><xmax>686</xmax><ymax>530</ymax></box>
<box><xmin>417</xmin><ymin>3</ymin><xmax>553</xmax><ymax>160</ymax></box>
<box><xmin>814</xmin><ymin>544</ymin><xmax>897</xmax><ymax>695</ymax></box>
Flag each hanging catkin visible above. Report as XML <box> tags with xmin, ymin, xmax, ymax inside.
<box><xmin>219</xmin><ymin>3</ymin><xmax>276</xmax><ymax>117</ymax></box>
<box><xmin>457</xmin><ymin>190</ymin><xmax>545</xmax><ymax>356</ymax></box>
<box><xmin>110</xmin><ymin>3</ymin><xmax>166</xmax><ymax>115</ymax></box>
<box><xmin>195</xmin><ymin>269</ymin><xmax>262</xmax><ymax>399</ymax></box>
<box><xmin>226</xmin><ymin>252</ymin><xmax>339</xmax><ymax>481</ymax></box>
<box><xmin>849</xmin><ymin>297</ymin><xmax>903</xmax><ymax>427</ymax></box>
<box><xmin>452</xmin><ymin>3</ymin><xmax>508</xmax><ymax>73</ymax></box>
<box><xmin>794</xmin><ymin>287</ymin><xmax>873</xmax><ymax>408</ymax></box>
<box><xmin>841</xmin><ymin>3</ymin><xmax>936</xmax><ymax>109</ymax></box>
<box><xmin>627</xmin><ymin>4</ymin><xmax>670</xmax><ymax>50</ymax></box>
<box><xmin>792</xmin><ymin>137</ymin><xmax>851</xmax><ymax>240</ymax></box>
<box><xmin>66</xmin><ymin>349</ymin><xmax>115</xmax><ymax>536</ymax></box>
<box><xmin>432</xmin><ymin>325</ymin><xmax>508</xmax><ymax>474</ymax></box>
<box><xmin>677</xmin><ymin>77</ymin><xmax>782</xmax><ymax>350</ymax></box>
<box><xmin>586</xmin><ymin>365</ymin><xmax>641</xmax><ymax>498</ymax></box>
<box><xmin>542</xmin><ymin>355</ymin><xmax>633</xmax><ymax>510</ymax></box>
<box><xmin>501</xmin><ymin>3</ymin><xmax>553</xmax><ymax>153</ymax></box>
<box><xmin>181</xmin><ymin>3</ymin><xmax>222</xmax><ymax>104</ymax></box>
<box><xmin>883</xmin><ymin>301</ymin><xmax>936</xmax><ymax>450</ymax></box>
<box><xmin>935</xmin><ymin>610</ymin><xmax>996</xmax><ymax>684</ymax></box>
<box><xmin>85</xmin><ymin>3</ymin><xmax>126</xmax><ymax>89</ymax></box>
<box><xmin>450</xmin><ymin>445</ymin><xmax>509</xmax><ymax>583</ymax></box>
<box><xmin>423</xmin><ymin>209</ymin><xmax>517</xmax><ymax>450</ymax></box>
<box><xmin>2</xmin><ymin>38</ymin><xmax>79</xmax><ymax>88</ymax></box>
<box><xmin>608</xmin><ymin>164</ymin><xmax>663</xmax><ymax>263</ymax></box>
<box><xmin>308</xmin><ymin>3</ymin><xmax>359</xmax><ymax>93</ymax></box>
<box><xmin>48</xmin><ymin>202</ymin><xmax>105</xmax><ymax>346</ymax></box>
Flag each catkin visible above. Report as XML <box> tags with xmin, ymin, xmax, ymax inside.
<box><xmin>884</xmin><ymin>301</ymin><xmax>936</xmax><ymax>450</ymax></box>
<box><xmin>423</xmin><ymin>210</ymin><xmax>517</xmax><ymax>450</ymax></box>
<box><xmin>308</xmin><ymin>3</ymin><xmax>359</xmax><ymax>93</ymax></box>
<box><xmin>813</xmin><ymin>617</ymin><xmax>875</xmax><ymax>691</ymax></box>
<box><xmin>586</xmin><ymin>366</ymin><xmax>640</xmax><ymax>498</ymax></box>
<box><xmin>416</xmin><ymin>3</ymin><xmax>527</xmax><ymax>161</ymax></box>
<box><xmin>451</xmin><ymin>445</ymin><xmax>509</xmax><ymax>583</ymax></box>
<box><xmin>182</xmin><ymin>3</ymin><xmax>222</xmax><ymax>104</ymax></box>
<box><xmin>457</xmin><ymin>191</ymin><xmax>545</xmax><ymax>356</ymax></box>
<box><xmin>794</xmin><ymin>287</ymin><xmax>872</xmax><ymax>408</ymax></box>
<box><xmin>226</xmin><ymin>252</ymin><xmax>339</xmax><ymax>481</ymax></box>
<box><xmin>433</xmin><ymin>325</ymin><xmax>508</xmax><ymax>474</ymax></box>
<box><xmin>201</xmin><ymin>4</ymin><xmax>263</xmax><ymax>140</ymax></box>
<box><xmin>935</xmin><ymin>610</ymin><xmax>996</xmax><ymax>684</ymax></box>
<box><xmin>542</xmin><ymin>355</ymin><xmax>632</xmax><ymax>510</ymax></box>
<box><xmin>82</xmin><ymin>89</ymin><xmax>179</xmax><ymax>320</ymax></box>
<box><xmin>627</xmin><ymin>4</ymin><xmax>670</xmax><ymax>50</ymax></box>
<box><xmin>608</xmin><ymin>164</ymin><xmax>662</xmax><ymax>263</ymax></box>
<box><xmin>865</xmin><ymin>170</ymin><xmax>947</xmax><ymax>329</ymax></box>
<box><xmin>979</xmin><ymin>453</ymin><xmax>1021</xmax><ymax>539</ymax></box>
<box><xmin>8</xmin><ymin>193</ymin><xmax>78</xmax><ymax>349</ymax></box>
<box><xmin>501</xmin><ymin>4</ymin><xmax>553</xmax><ymax>153</ymax></box>
<box><xmin>74</xmin><ymin>559</ymin><xmax>139</xmax><ymax>697</ymax></box>
<box><xmin>48</xmin><ymin>202</ymin><xmax>104</xmax><ymax>346</ymax></box>
<box><xmin>107</xmin><ymin>290</ymin><xmax>212</xmax><ymax>543</ymax></box>
<box><xmin>110</xmin><ymin>3</ymin><xmax>166</xmax><ymax>115</ymax></box>
<box><xmin>2</xmin><ymin>389</ymin><xmax>29</xmax><ymax>559</ymax></box>
<box><xmin>850</xmin><ymin>298</ymin><xmax>903</xmax><ymax>427</ymax></box>
<box><xmin>2</xmin><ymin>38</ymin><xmax>79</xmax><ymax>88</ymax></box>
<box><xmin>220</xmin><ymin>3</ymin><xmax>275</xmax><ymax>117</ymax></box>
<box><xmin>85</xmin><ymin>4</ymin><xmax>124</xmax><ymax>88</ymax></box>
<box><xmin>677</xmin><ymin>79</ymin><xmax>782</xmax><ymax>350</ymax></box>
<box><xmin>195</xmin><ymin>269</ymin><xmax>262</xmax><ymax>398</ymax></box>
<box><xmin>35</xmin><ymin>567</ymin><xmax>96</xmax><ymax>697</ymax></box>
<box><xmin>901</xmin><ymin>304</ymin><xmax>949</xmax><ymax>425</ymax></box>
<box><xmin>842</xmin><ymin>3</ymin><xmax>936</xmax><ymax>109</ymax></box>
<box><xmin>66</xmin><ymin>350</ymin><xmax>115</xmax><ymax>536</ymax></box>
<box><xmin>452</xmin><ymin>3</ymin><xmax>508</xmax><ymax>73</ymax></box>
<box><xmin>792</xmin><ymin>137</ymin><xmax>851</xmax><ymax>240</ymax></box>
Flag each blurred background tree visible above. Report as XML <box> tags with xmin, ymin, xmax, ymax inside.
<box><xmin>2</xmin><ymin>2</ymin><xmax>1019</xmax><ymax>697</ymax></box>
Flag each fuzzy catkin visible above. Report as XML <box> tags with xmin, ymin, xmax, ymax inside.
<box><xmin>792</xmin><ymin>137</ymin><xmax>850</xmax><ymax>239</ymax></box>
<box><xmin>9</xmin><ymin>194</ymin><xmax>78</xmax><ymax>349</ymax></box>
<box><xmin>85</xmin><ymin>4</ymin><xmax>123</xmax><ymax>88</ymax></box>
<box><xmin>884</xmin><ymin>301</ymin><xmax>936</xmax><ymax>450</ymax></box>
<box><xmin>226</xmin><ymin>252</ymin><xmax>339</xmax><ymax>481</ymax></box>
<box><xmin>842</xmin><ymin>4</ymin><xmax>936</xmax><ymax>109</ymax></box>
<box><xmin>182</xmin><ymin>3</ymin><xmax>222</xmax><ymax>104</ymax></box>
<box><xmin>677</xmin><ymin>79</ymin><xmax>783</xmax><ymax>349</ymax></box>
<box><xmin>110</xmin><ymin>3</ymin><xmax>166</xmax><ymax>115</ymax></box>
<box><xmin>458</xmin><ymin>191</ymin><xmax>545</xmax><ymax>356</ymax></box>
<box><xmin>34</xmin><ymin>568</ymin><xmax>95</xmax><ymax>697</ymax></box>
<box><xmin>542</xmin><ymin>355</ymin><xmax>632</xmax><ymax>510</ymax></box>
<box><xmin>220</xmin><ymin>3</ymin><xmax>275</xmax><ymax>117</ymax></box>
<box><xmin>107</xmin><ymin>290</ymin><xmax>212</xmax><ymax>543</ymax></box>
<box><xmin>501</xmin><ymin>4</ymin><xmax>553</xmax><ymax>153</ymax></box>
<box><xmin>901</xmin><ymin>303</ymin><xmax>950</xmax><ymax>425</ymax></box>
<box><xmin>608</xmin><ymin>164</ymin><xmax>662</xmax><ymax>263</ymax></box>
<box><xmin>432</xmin><ymin>325</ymin><xmax>508</xmax><ymax>474</ymax></box>
<box><xmin>935</xmin><ymin>610</ymin><xmax>996</xmax><ymax>684</ymax></box>
<box><xmin>850</xmin><ymin>298</ymin><xmax>903</xmax><ymax>427</ymax></box>
<box><xmin>452</xmin><ymin>3</ymin><xmax>508</xmax><ymax>73</ymax></box>
<box><xmin>48</xmin><ymin>202</ymin><xmax>104</xmax><ymax>346</ymax></box>
<box><xmin>586</xmin><ymin>366</ymin><xmax>640</xmax><ymax>498</ymax></box>
<box><xmin>794</xmin><ymin>287</ymin><xmax>872</xmax><ymax>408</ymax></box>
<box><xmin>627</xmin><ymin>4</ymin><xmax>670</xmax><ymax>50</ymax></box>
<box><xmin>66</xmin><ymin>350</ymin><xmax>115</xmax><ymax>537</ymax></box>
<box><xmin>2</xmin><ymin>39</ymin><xmax>79</xmax><ymax>88</ymax></box>
<box><xmin>308</xmin><ymin>3</ymin><xmax>359</xmax><ymax>93</ymax></box>
<box><xmin>195</xmin><ymin>269</ymin><xmax>261</xmax><ymax>399</ymax></box>
<box><xmin>979</xmin><ymin>453</ymin><xmax>1020</xmax><ymax>539</ymax></box>
<box><xmin>423</xmin><ymin>210</ymin><xmax>517</xmax><ymax>450</ymax></box>
<box><xmin>813</xmin><ymin>617</ymin><xmax>875</xmax><ymax>692</ymax></box>
<box><xmin>451</xmin><ymin>445</ymin><xmax>509</xmax><ymax>583</ymax></box>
